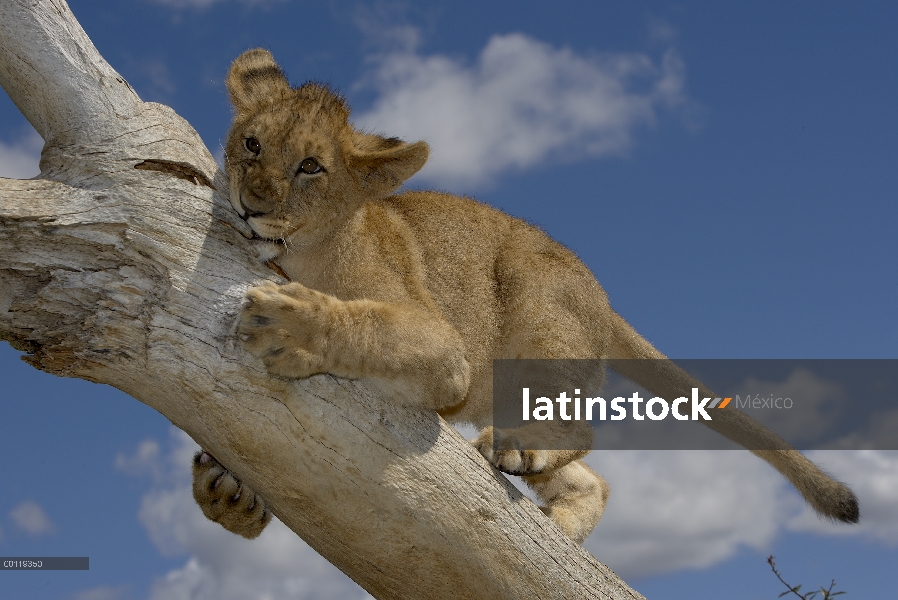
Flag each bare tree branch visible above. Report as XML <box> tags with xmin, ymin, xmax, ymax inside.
<box><xmin>0</xmin><ymin>1</ymin><xmax>644</xmax><ymax>598</ymax></box>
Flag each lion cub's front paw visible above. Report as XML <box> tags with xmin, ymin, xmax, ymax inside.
<box><xmin>237</xmin><ymin>281</ymin><xmax>333</xmax><ymax>379</ymax></box>
<box><xmin>192</xmin><ymin>451</ymin><xmax>272</xmax><ymax>539</ymax></box>
<box><xmin>473</xmin><ymin>426</ymin><xmax>549</xmax><ymax>475</ymax></box>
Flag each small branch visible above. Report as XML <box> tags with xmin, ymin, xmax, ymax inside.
<box><xmin>768</xmin><ymin>556</ymin><xmax>846</xmax><ymax>600</ymax></box>
<box><xmin>768</xmin><ymin>556</ymin><xmax>808</xmax><ymax>600</ymax></box>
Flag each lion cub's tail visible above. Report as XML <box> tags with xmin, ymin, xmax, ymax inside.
<box><xmin>607</xmin><ymin>312</ymin><xmax>860</xmax><ymax>524</ymax></box>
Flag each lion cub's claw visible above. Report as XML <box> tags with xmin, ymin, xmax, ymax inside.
<box><xmin>192</xmin><ymin>451</ymin><xmax>272</xmax><ymax>539</ymax></box>
<box><xmin>237</xmin><ymin>281</ymin><xmax>330</xmax><ymax>379</ymax></box>
<box><xmin>473</xmin><ymin>426</ymin><xmax>548</xmax><ymax>475</ymax></box>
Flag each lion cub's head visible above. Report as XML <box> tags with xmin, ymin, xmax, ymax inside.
<box><xmin>224</xmin><ymin>48</ymin><xmax>429</xmax><ymax>242</ymax></box>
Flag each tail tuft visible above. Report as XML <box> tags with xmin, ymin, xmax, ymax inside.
<box><xmin>831</xmin><ymin>486</ymin><xmax>860</xmax><ymax>523</ymax></box>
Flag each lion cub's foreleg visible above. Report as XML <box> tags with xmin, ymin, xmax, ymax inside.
<box><xmin>192</xmin><ymin>451</ymin><xmax>272</xmax><ymax>539</ymax></box>
<box><xmin>238</xmin><ymin>281</ymin><xmax>471</xmax><ymax>409</ymax></box>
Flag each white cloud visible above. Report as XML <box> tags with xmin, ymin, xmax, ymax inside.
<box><xmin>351</xmin><ymin>5</ymin><xmax>422</xmax><ymax>53</ymax></box>
<box><xmin>582</xmin><ymin>450</ymin><xmax>792</xmax><ymax>579</ymax></box>
<box><xmin>9</xmin><ymin>500</ymin><xmax>55</xmax><ymax>536</ymax></box>
<box><xmin>354</xmin><ymin>33</ymin><xmax>687</xmax><ymax>188</ymax></box>
<box><xmin>116</xmin><ymin>439</ymin><xmax>163</xmax><ymax>480</ymax></box>
<box><xmin>0</xmin><ymin>127</ymin><xmax>42</xmax><ymax>179</ymax></box>
<box><xmin>459</xmin><ymin>424</ymin><xmax>798</xmax><ymax>579</ymax></box>
<box><xmin>72</xmin><ymin>585</ymin><xmax>130</xmax><ymax>600</ymax></box>
<box><xmin>579</xmin><ymin>450</ymin><xmax>898</xmax><ymax>579</ymax></box>
<box><xmin>120</xmin><ymin>428</ymin><xmax>372</xmax><ymax>600</ymax></box>
<box><xmin>572</xmin><ymin>365</ymin><xmax>898</xmax><ymax>574</ymax></box>
<box><xmin>572</xmin><ymin>368</ymin><xmax>898</xmax><ymax>578</ymax></box>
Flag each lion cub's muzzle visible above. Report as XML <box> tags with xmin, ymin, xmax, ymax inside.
<box><xmin>238</xmin><ymin>187</ymin><xmax>277</xmax><ymax>220</ymax></box>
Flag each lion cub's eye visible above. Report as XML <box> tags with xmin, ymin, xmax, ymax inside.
<box><xmin>245</xmin><ymin>137</ymin><xmax>261</xmax><ymax>155</ymax></box>
<box><xmin>298</xmin><ymin>157</ymin><xmax>322</xmax><ymax>175</ymax></box>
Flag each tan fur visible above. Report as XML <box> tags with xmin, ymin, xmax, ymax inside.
<box><xmin>193</xmin><ymin>48</ymin><xmax>858</xmax><ymax>543</ymax></box>
<box><xmin>192</xmin><ymin>451</ymin><xmax>271</xmax><ymax>539</ymax></box>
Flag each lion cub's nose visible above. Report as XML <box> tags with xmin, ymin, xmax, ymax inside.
<box><xmin>240</xmin><ymin>188</ymin><xmax>275</xmax><ymax>218</ymax></box>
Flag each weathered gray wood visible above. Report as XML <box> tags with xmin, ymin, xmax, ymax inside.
<box><xmin>0</xmin><ymin>2</ymin><xmax>644</xmax><ymax>598</ymax></box>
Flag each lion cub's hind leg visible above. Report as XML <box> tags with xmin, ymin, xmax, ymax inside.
<box><xmin>474</xmin><ymin>241</ymin><xmax>613</xmax><ymax>541</ymax></box>
<box><xmin>471</xmin><ymin>338</ymin><xmax>607</xmax><ymax>541</ymax></box>
<box><xmin>473</xmin><ymin>424</ymin><xmax>592</xmax><ymax>475</ymax></box>
<box><xmin>523</xmin><ymin>460</ymin><xmax>609</xmax><ymax>544</ymax></box>
<box><xmin>192</xmin><ymin>451</ymin><xmax>272</xmax><ymax>539</ymax></box>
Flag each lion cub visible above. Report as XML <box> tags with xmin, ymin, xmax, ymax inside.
<box><xmin>191</xmin><ymin>49</ymin><xmax>858</xmax><ymax>543</ymax></box>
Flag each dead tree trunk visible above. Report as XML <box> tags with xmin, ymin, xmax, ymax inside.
<box><xmin>0</xmin><ymin>2</ymin><xmax>643</xmax><ymax>598</ymax></box>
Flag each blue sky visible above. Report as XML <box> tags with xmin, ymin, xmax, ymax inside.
<box><xmin>1</xmin><ymin>1</ymin><xmax>896</xmax><ymax>599</ymax></box>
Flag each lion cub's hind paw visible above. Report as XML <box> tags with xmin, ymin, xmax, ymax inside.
<box><xmin>473</xmin><ymin>427</ymin><xmax>549</xmax><ymax>475</ymax></box>
<box><xmin>192</xmin><ymin>451</ymin><xmax>272</xmax><ymax>539</ymax></box>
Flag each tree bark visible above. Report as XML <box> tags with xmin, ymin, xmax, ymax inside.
<box><xmin>0</xmin><ymin>2</ymin><xmax>643</xmax><ymax>598</ymax></box>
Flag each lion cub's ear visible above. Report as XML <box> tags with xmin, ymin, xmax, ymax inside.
<box><xmin>227</xmin><ymin>49</ymin><xmax>290</xmax><ymax>113</ymax></box>
<box><xmin>347</xmin><ymin>132</ymin><xmax>429</xmax><ymax>198</ymax></box>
